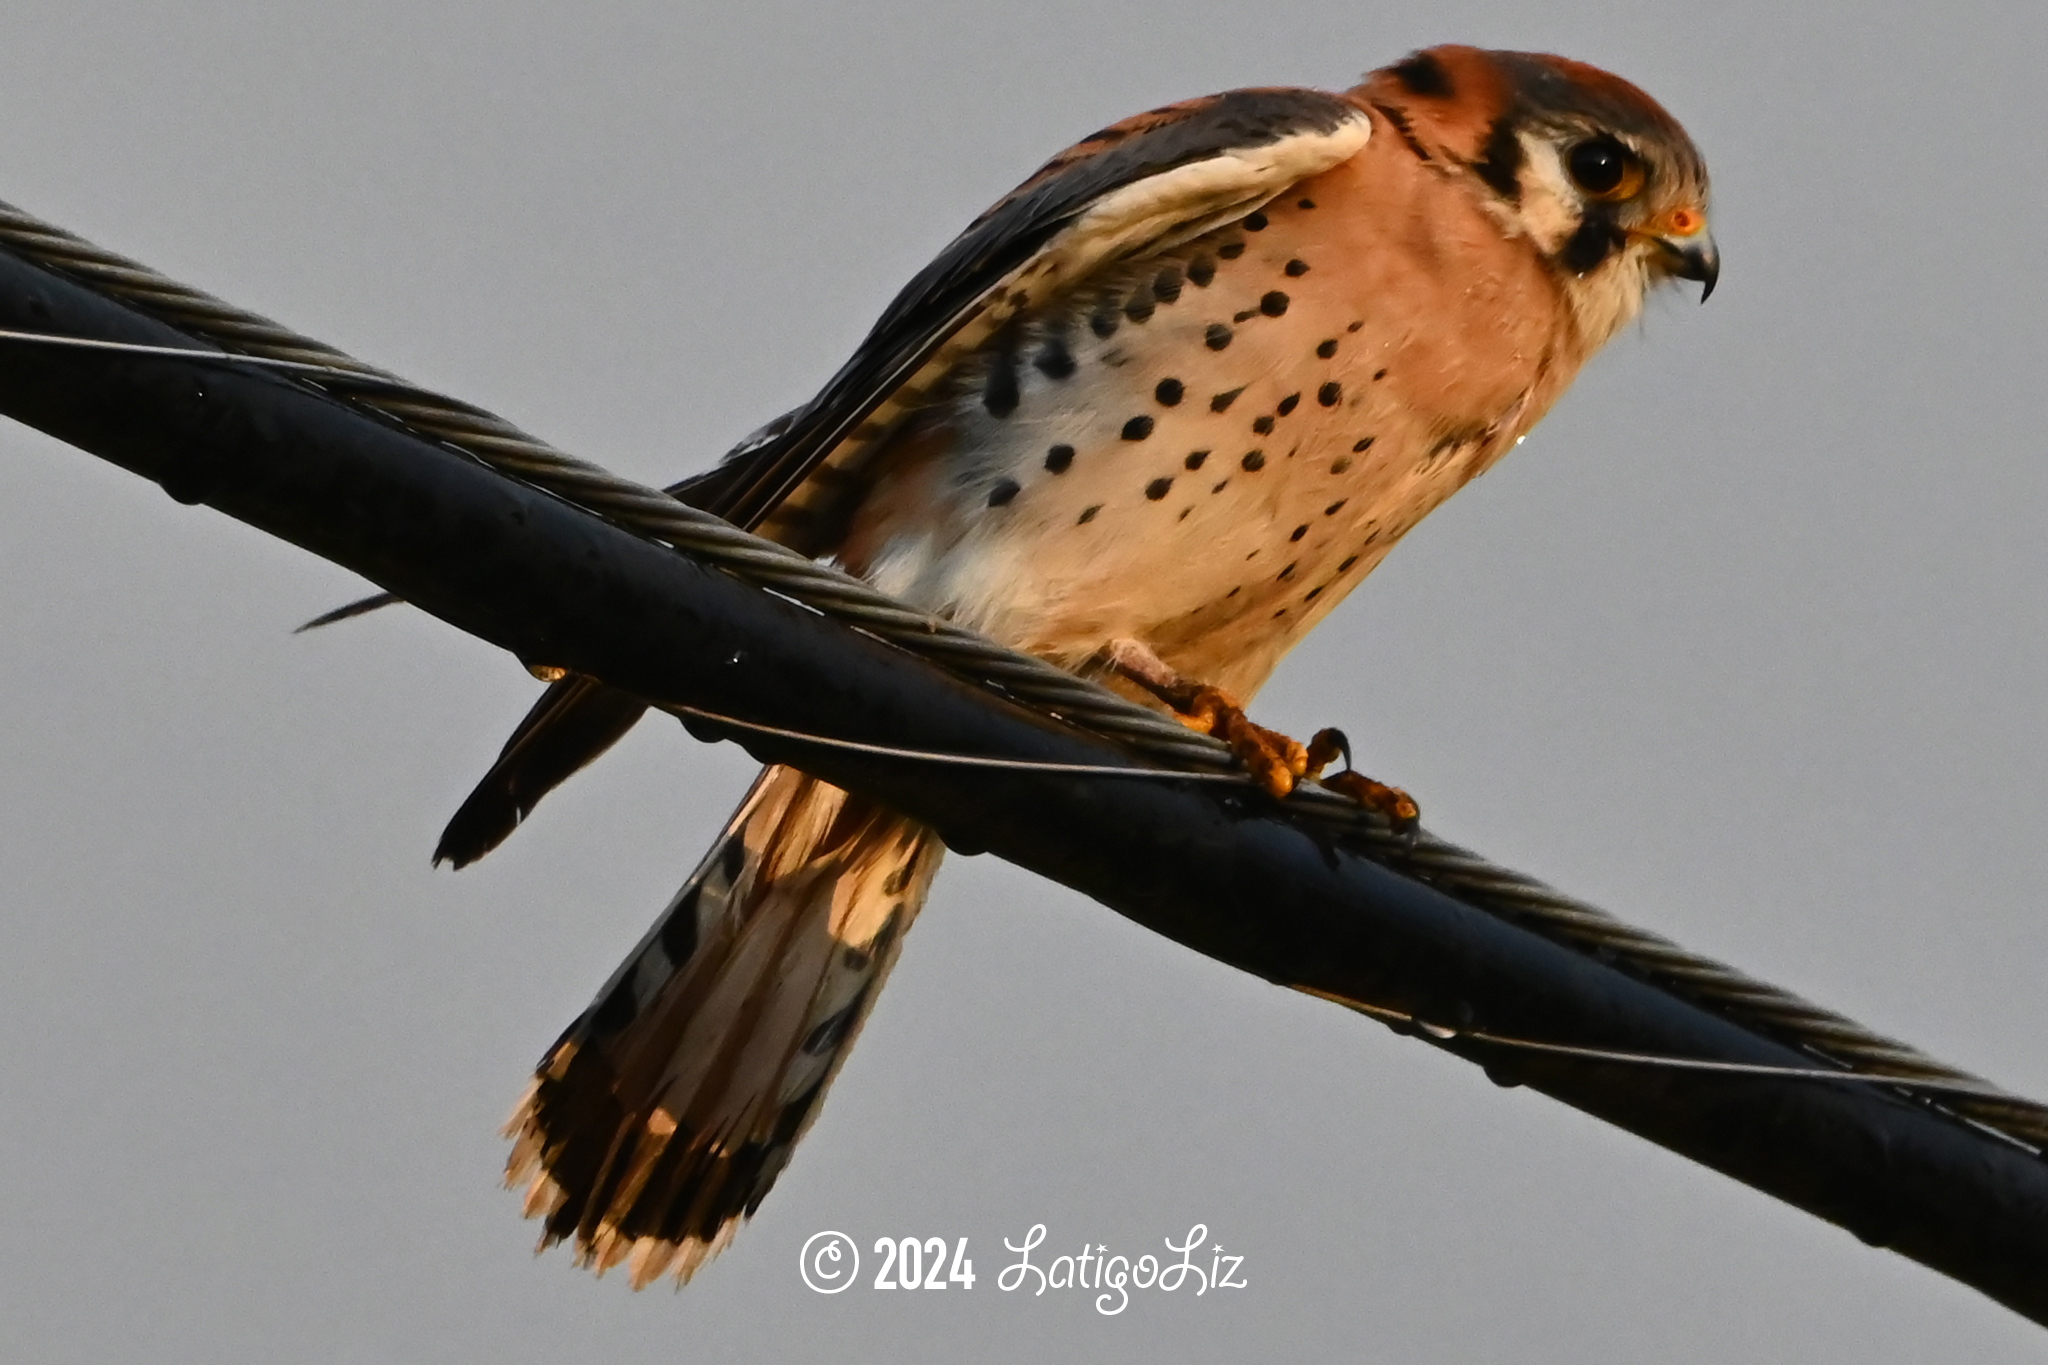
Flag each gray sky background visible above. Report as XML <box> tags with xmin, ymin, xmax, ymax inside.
<box><xmin>1</xmin><ymin>2</ymin><xmax>2044</xmax><ymax>1360</ymax></box>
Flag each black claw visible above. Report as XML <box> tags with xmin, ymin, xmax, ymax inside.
<box><xmin>1305</xmin><ymin>725</ymin><xmax>1352</xmax><ymax>776</ymax></box>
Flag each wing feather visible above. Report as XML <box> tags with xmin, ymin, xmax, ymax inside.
<box><xmin>439</xmin><ymin>88</ymin><xmax>1370</xmax><ymax>861</ymax></box>
<box><xmin>718</xmin><ymin>88</ymin><xmax>1371</xmax><ymax>539</ymax></box>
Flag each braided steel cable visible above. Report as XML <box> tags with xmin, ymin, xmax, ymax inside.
<box><xmin>4</xmin><ymin>196</ymin><xmax>2042</xmax><ymax>1148</ymax></box>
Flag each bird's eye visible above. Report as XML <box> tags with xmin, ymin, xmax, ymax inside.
<box><xmin>1566</xmin><ymin>136</ymin><xmax>1643</xmax><ymax>199</ymax></box>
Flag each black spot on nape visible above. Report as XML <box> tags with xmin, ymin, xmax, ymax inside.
<box><xmin>1371</xmin><ymin>101</ymin><xmax>1432</xmax><ymax>161</ymax></box>
<box><xmin>1284</xmin><ymin>258</ymin><xmax>1310</xmax><ymax>277</ymax></box>
<box><xmin>1241</xmin><ymin>450</ymin><xmax>1266</xmax><ymax>471</ymax></box>
<box><xmin>1153</xmin><ymin>265</ymin><xmax>1184</xmax><ymax>303</ymax></box>
<box><xmin>1252</xmin><ymin>415</ymin><xmax>1275</xmax><ymax>435</ymax></box>
<box><xmin>1390</xmin><ymin>50</ymin><xmax>1454</xmax><ymax>98</ymax></box>
<box><xmin>1561</xmin><ymin>213</ymin><xmax>1625</xmax><ymax>274</ymax></box>
<box><xmin>982</xmin><ymin>351</ymin><xmax>1020</xmax><ymax>417</ymax></box>
<box><xmin>1034</xmin><ymin>336</ymin><xmax>1076</xmax><ymax>380</ymax></box>
<box><xmin>1187</xmin><ymin>256</ymin><xmax>1217</xmax><ymax>287</ymax></box>
<box><xmin>1297</xmin><ymin>196</ymin><xmax>1317</xmax><ymax>210</ymax></box>
<box><xmin>987</xmin><ymin>478</ymin><xmax>1020</xmax><ymax>507</ymax></box>
<box><xmin>1325</xmin><ymin>499</ymin><xmax>1347</xmax><ymax>515</ymax></box>
<box><xmin>1331</xmin><ymin>455</ymin><xmax>1353</xmax><ymax>474</ymax></box>
<box><xmin>1276</xmin><ymin>392</ymin><xmax>1300</xmax><ymax>416</ymax></box>
<box><xmin>1243</xmin><ymin>210</ymin><xmax>1269</xmax><ymax>231</ymax></box>
<box><xmin>1078</xmin><ymin>504</ymin><xmax>1101</xmax><ymax>524</ymax></box>
<box><xmin>1145</xmin><ymin>477</ymin><xmax>1174</xmax><ymax>500</ymax></box>
<box><xmin>1316</xmin><ymin>338</ymin><xmax>1339</xmax><ymax>359</ymax></box>
<box><xmin>1471</xmin><ymin>115</ymin><xmax>1524</xmax><ymax>201</ymax></box>
<box><xmin>1318</xmin><ymin>381</ymin><xmax>1342</xmax><ymax>407</ymax></box>
<box><xmin>1217</xmin><ymin>240</ymin><xmax>1246</xmax><ymax>260</ymax></box>
<box><xmin>1260</xmin><ymin>290</ymin><xmax>1290</xmax><ymax>317</ymax></box>
<box><xmin>1184</xmin><ymin>450</ymin><xmax>1209</xmax><ymax>470</ymax></box>
<box><xmin>1289</xmin><ymin>524</ymin><xmax>1308</xmax><ymax>542</ymax></box>
<box><xmin>1210</xmin><ymin>386</ymin><xmax>1244</xmax><ymax>412</ymax></box>
<box><xmin>1090</xmin><ymin>306</ymin><xmax>1120</xmax><ymax>338</ymax></box>
<box><xmin>1121</xmin><ymin>415</ymin><xmax>1155</xmax><ymax>441</ymax></box>
<box><xmin>1154</xmin><ymin>377</ymin><xmax>1184</xmax><ymax>406</ymax></box>
<box><xmin>1045</xmin><ymin>443</ymin><xmax>1075</xmax><ymax>473</ymax></box>
<box><xmin>1205</xmin><ymin>323</ymin><xmax>1233</xmax><ymax>350</ymax></box>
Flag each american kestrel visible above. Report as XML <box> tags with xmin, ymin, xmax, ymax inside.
<box><xmin>450</xmin><ymin>44</ymin><xmax>1714</xmax><ymax>1284</ymax></box>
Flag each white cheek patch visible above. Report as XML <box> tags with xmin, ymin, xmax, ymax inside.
<box><xmin>1510</xmin><ymin>132</ymin><xmax>1582</xmax><ymax>255</ymax></box>
<box><xmin>1503</xmin><ymin>133</ymin><xmax>1661</xmax><ymax>345</ymax></box>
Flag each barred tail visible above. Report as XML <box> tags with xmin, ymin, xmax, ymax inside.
<box><xmin>504</xmin><ymin>764</ymin><xmax>942</xmax><ymax>1286</ymax></box>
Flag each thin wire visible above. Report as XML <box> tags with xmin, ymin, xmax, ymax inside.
<box><xmin>657</xmin><ymin>699</ymin><xmax>1252</xmax><ymax>782</ymax></box>
<box><xmin>668</xmin><ymin>696</ymin><xmax>2030</xmax><ymax>1106</ymax></box>
<box><xmin>0</xmin><ymin>336</ymin><xmax>1305</xmax><ymax>776</ymax></box>
<box><xmin>0</xmin><ymin>328</ymin><xmax>1266</xmax><ymax>783</ymax></box>
<box><xmin>0</xmin><ymin>328</ymin><xmax>381</xmax><ymax>377</ymax></box>
<box><xmin>3</xmin><ymin>229</ymin><xmax>2043</xmax><ymax>1153</ymax></box>
<box><xmin>655</xmin><ymin>696</ymin><xmax>2026</xmax><ymax>1104</ymax></box>
<box><xmin>1309</xmin><ymin>991</ymin><xmax>2029</xmax><ymax>1103</ymax></box>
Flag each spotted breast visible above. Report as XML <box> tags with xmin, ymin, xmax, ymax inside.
<box><xmin>463</xmin><ymin>44</ymin><xmax>1715</xmax><ymax>1285</ymax></box>
<box><xmin>840</xmin><ymin>132</ymin><xmax>1592</xmax><ymax>700</ymax></box>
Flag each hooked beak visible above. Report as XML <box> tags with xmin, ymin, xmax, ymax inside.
<box><xmin>1634</xmin><ymin>206</ymin><xmax>1717</xmax><ymax>301</ymax></box>
<box><xmin>1664</xmin><ymin>234</ymin><xmax>1719</xmax><ymax>301</ymax></box>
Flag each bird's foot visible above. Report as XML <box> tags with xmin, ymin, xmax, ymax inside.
<box><xmin>1169</xmin><ymin>682</ymin><xmax>1308</xmax><ymax>799</ymax></box>
<box><xmin>1304</xmin><ymin>725</ymin><xmax>1420</xmax><ymax>829</ymax></box>
<box><xmin>1102</xmin><ymin>640</ymin><xmax>1418</xmax><ymax>823</ymax></box>
<box><xmin>1313</xmin><ymin>744</ymin><xmax>1421</xmax><ymax>832</ymax></box>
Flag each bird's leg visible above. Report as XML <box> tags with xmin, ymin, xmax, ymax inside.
<box><xmin>1103</xmin><ymin>640</ymin><xmax>1418</xmax><ymax>828</ymax></box>
<box><xmin>1104</xmin><ymin>639</ymin><xmax>1303</xmax><ymax>796</ymax></box>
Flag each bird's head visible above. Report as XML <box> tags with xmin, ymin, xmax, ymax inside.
<box><xmin>1357</xmin><ymin>45</ymin><xmax>1715</xmax><ymax>343</ymax></box>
